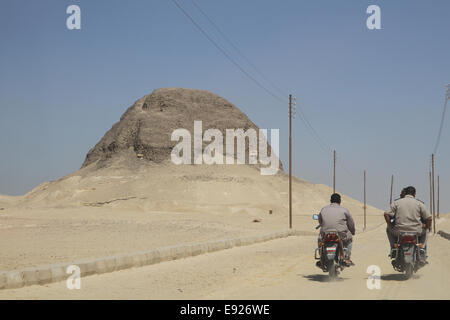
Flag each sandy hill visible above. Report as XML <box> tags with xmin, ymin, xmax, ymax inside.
<box><xmin>3</xmin><ymin>88</ymin><xmax>379</xmax><ymax>217</ymax></box>
<box><xmin>0</xmin><ymin>194</ymin><xmax>20</xmax><ymax>208</ymax></box>
<box><xmin>82</xmin><ymin>88</ymin><xmax>279</xmax><ymax>170</ymax></box>
<box><xmin>0</xmin><ymin>88</ymin><xmax>383</xmax><ymax>270</ymax></box>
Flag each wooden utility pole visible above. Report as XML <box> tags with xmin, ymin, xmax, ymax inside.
<box><xmin>364</xmin><ymin>170</ymin><xmax>367</xmax><ymax>231</ymax></box>
<box><xmin>289</xmin><ymin>94</ymin><xmax>292</xmax><ymax>229</ymax></box>
<box><xmin>432</xmin><ymin>154</ymin><xmax>436</xmax><ymax>234</ymax></box>
<box><xmin>390</xmin><ymin>175</ymin><xmax>394</xmax><ymax>205</ymax></box>
<box><xmin>333</xmin><ymin>150</ymin><xmax>336</xmax><ymax>193</ymax></box>
<box><xmin>429</xmin><ymin>171</ymin><xmax>433</xmax><ymax>216</ymax></box>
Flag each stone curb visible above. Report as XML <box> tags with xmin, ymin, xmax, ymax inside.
<box><xmin>437</xmin><ymin>230</ymin><xmax>450</xmax><ymax>241</ymax></box>
<box><xmin>0</xmin><ymin>229</ymin><xmax>314</xmax><ymax>290</ymax></box>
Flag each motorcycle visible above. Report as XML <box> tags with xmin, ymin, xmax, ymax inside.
<box><xmin>390</xmin><ymin>232</ymin><xmax>427</xmax><ymax>279</ymax></box>
<box><xmin>313</xmin><ymin>214</ymin><xmax>348</xmax><ymax>280</ymax></box>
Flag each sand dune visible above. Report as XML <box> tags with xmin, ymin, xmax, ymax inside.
<box><xmin>2</xmin><ymin>88</ymin><xmax>447</xmax><ymax>300</ymax></box>
<box><xmin>0</xmin><ymin>162</ymin><xmax>382</xmax><ymax>271</ymax></box>
<box><xmin>0</xmin><ymin>89</ymin><xmax>381</xmax><ymax>271</ymax></box>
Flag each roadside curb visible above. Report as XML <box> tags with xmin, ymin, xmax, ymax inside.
<box><xmin>0</xmin><ymin>229</ymin><xmax>313</xmax><ymax>290</ymax></box>
<box><xmin>437</xmin><ymin>230</ymin><xmax>450</xmax><ymax>241</ymax></box>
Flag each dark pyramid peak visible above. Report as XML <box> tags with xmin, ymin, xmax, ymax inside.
<box><xmin>82</xmin><ymin>88</ymin><xmax>280</xmax><ymax>171</ymax></box>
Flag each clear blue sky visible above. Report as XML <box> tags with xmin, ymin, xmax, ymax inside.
<box><xmin>1</xmin><ymin>0</ymin><xmax>449</xmax><ymax>213</ymax></box>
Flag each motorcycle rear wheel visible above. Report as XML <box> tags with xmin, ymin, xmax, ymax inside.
<box><xmin>328</xmin><ymin>261</ymin><xmax>337</xmax><ymax>280</ymax></box>
<box><xmin>405</xmin><ymin>264</ymin><xmax>413</xmax><ymax>279</ymax></box>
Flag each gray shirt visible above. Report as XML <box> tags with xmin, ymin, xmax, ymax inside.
<box><xmin>384</xmin><ymin>195</ymin><xmax>431</xmax><ymax>234</ymax></box>
<box><xmin>319</xmin><ymin>203</ymin><xmax>355</xmax><ymax>241</ymax></box>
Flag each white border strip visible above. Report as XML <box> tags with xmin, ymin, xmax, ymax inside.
<box><xmin>0</xmin><ymin>229</ymin><xmax>314</xmax><ymax>290</ymax></box>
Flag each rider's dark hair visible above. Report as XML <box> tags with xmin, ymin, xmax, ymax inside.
<box><xmin>330</xmin><ymin>193</ymin><xmax>341</xmax><ymax>204</ymax></box>
<box><xmin>404</xmin><ymin>186</ymin><xmax>416</xmax><ymax>197</ymax></box>
<box><xmin>400</xmin><ymin>188</ymin><xmax>407</xmax><ymax>198</ymax></box>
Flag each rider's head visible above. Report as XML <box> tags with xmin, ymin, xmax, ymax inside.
<box><xmin>330</xmin><ymin>193</ymin><xmax>341</xmax><ymax>204</ymax></box>
<box><xmin>404</xmin><ymin>186</ymin><xmax>416</xmax><ymax>197</ymax></box>
<box><xmin>400</xmin><ymin>188</ymin><xmax>407</xmax><ymax>198</ymax></box>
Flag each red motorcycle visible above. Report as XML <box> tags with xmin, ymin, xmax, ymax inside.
<box><xmin>313</xmin><ymin>214</ymin><xmax>348</xmax><ymax>280</ymax></box>
<box><xmin>390</xmin><ymin>232</ymin><xmax>427</xmax><ymax>279</ymax></box>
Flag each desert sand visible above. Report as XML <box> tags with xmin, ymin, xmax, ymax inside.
<box><xmin>0</xmin><ymin>89</ymin><xmax>381</xmax><ymax>271</ymax></box>
<box><xmin>1</xmin><ymin>215</ymin><xmax>448</xmax><ymax>300</ymax></box>
<box><xmin>0</xmin><ymin>162</ymin><xmax>382</xmax><ymax>271</ymax></box>
<box><xmin>1</xmin><ymin>88</ymin><xmax>448</xmax><ymax>299</ymax></box>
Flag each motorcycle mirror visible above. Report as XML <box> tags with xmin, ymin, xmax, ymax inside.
<box><xmin>312</xmin><ymin>214</ymin><xmax>319</xmax><ymax>220</ymax></box>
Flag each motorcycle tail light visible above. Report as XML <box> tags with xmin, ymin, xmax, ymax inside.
<box><xmin>324</xmin><ymin>233</ymin><xmax>339</xmax><ymax>242</ymax></box>
<box><xmin>400</xmin><ymin>235</ymin><xmax>417</xmax><ymax>244</ymax></box>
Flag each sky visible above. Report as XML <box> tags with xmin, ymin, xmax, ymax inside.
<box><xmin>0</xmin><ymin>0</ymin><xmax>449</xmax><ymax>213</ymax></box>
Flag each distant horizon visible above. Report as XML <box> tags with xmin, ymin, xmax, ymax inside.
<box><xmin>1</xmin><ymin>0</ymin><xmax>449</xmax><ymax>213</ymax></box>
<box><xmin>0</xmin><ymin>86</ymin><xmax>445</xmax><ymax>215</ymax></box>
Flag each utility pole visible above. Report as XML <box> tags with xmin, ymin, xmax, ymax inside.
<box><xmin>364</xmin><ymin>170</ymin><xmax>367</xmax><ymax>231</ymax></box>
<box><xmin>333</xmin><ymin>150</ymin><xmax>336</xmax><ymax>193</ymax></box>
<box><xmin>289</xmin><ymin>94</ymin><xmax>292</xmax><ymax>229</ymax></box>
<box><xmin>429</xmin><ymin>171</ymin><xmax>433</xmax><ymax>216</ymax></box>
<box><xmin>432</xmin><ymin>154</ymin><xmax>436</xmax><ymax>234</ymax></box>
<box><xmin>390</xmin><ymin>174</ymin><xmax>394</xmax><ymax>205</ymax></box>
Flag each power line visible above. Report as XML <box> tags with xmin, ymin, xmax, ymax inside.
<box><xmin>171</xmin><ymin>0</ymin><xmax>359</xmax><ymax>182</ymax></box>
<box><xmin>433</xmin><ymin>84</ymin><xmax>450</xmax><ymax>155</ymax></box>
<box><xmin>190</xmin><ymin>0</ymin><xmax>288</xmax><ymax>99</ymax></box>
<box><xmin>172</xmin><ymin>1</ymin><xmax>329</xmax><ymax>151</ymax></box>
<box><xmin>188</xmin><ymin>1</ymin><xmax>334</xmax><ymax>155</ymax></box>
<box><xmin>170</xmin><ymin>0</ymin><xmax>286</xmax><ymax>105</ymax></box>
<box><xmin>296</xmin><ymin>103</ymin><xmax>333</xmax><ymax>153</ymax></box>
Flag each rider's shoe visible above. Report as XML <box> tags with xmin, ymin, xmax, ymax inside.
<box><xmin>389</xmin><ymin>248</ymin><xmax>397</xmax><ymax>259</ymax></box>
<box><xmin>344</xmin><ymin>259</ymin><xmax>355</xmax><ymax>267</ymax></box>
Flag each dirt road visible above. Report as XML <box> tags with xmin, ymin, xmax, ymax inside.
<box><xmin>1</xmin><ymin>218</ymin><xmax>449</xmax><ymax>300</ymax></box>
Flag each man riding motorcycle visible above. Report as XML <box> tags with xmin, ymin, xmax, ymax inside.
<box><xmin>317</xmin><ymin>193</ymin><xmax>355</xmax><ymax>267</ymax></box>
<box><xmin>384</xmin><ymin>186</ymin><xmax>432</xmax><ymax>263</ymax></box>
